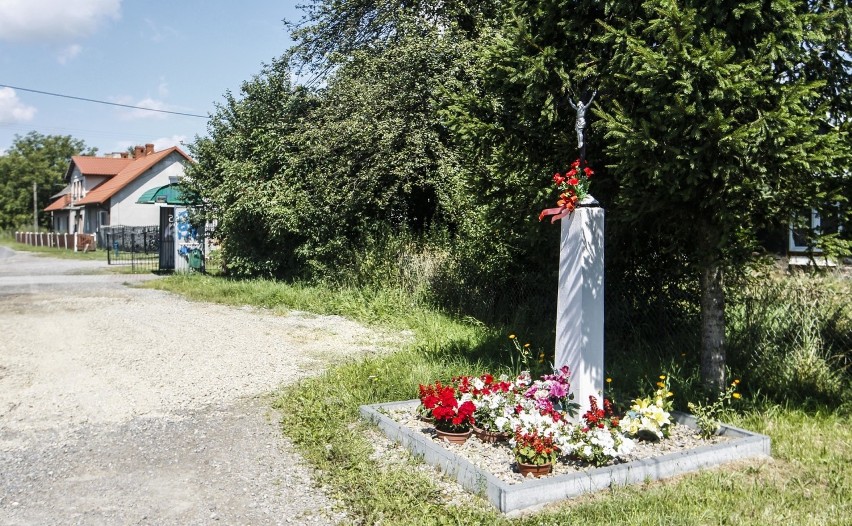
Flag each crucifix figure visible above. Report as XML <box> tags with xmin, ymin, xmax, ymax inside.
<box><xmin>568</xmin><ymin>91</ymin><xmax>597</xmax><ymax>150</ymax></box>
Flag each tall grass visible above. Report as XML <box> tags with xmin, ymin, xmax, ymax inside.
<box><xmin>727</xmin><ymin>273</ymin><xmax>851</xmax><ymax>403</ymax></box>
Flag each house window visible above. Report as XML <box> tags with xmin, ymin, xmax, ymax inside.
<box><xmin>789</xmin><ymin>207</ymin><xmax>845</xmax><ymax>253</ymax></box>
<box><xmin>789</xmin><ymin>208</ymin><xmax>820</xmax><ymax>252</ymax></box>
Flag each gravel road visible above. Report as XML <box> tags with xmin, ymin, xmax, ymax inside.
<box><xmin>0</xmin><ymin>247</ymin><xmax>393</xmax><ymax>525</ymax></box>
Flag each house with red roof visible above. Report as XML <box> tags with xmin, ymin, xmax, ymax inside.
<box><xmin>45</xmin><ymin>144</ymin><xmax>192</xmax><ymax>239</ymax></box>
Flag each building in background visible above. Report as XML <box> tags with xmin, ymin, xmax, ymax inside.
<box><xmin>45</xmin><ymin>144</ymin><xmax>193</xmax><ymax>238</ymax></box>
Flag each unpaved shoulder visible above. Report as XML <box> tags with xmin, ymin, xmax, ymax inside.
<box><xmin>0</xmin><ymin>250</ymin><xmax>400</xmax><ymax>524</ymax></box>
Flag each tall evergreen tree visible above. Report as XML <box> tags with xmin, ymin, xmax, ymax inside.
<box><xmin>596</xmin><ymin>0</ymin><xmax>849</xmax><ymax>393</ymax></box>
<box><xmin>448</xmin><ymin>0</ymin><xmax>849</xmax><ymax>392</ymax></box>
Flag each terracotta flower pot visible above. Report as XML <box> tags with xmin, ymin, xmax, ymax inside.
<box><xmin>472</xmin><ymin>425</ymin><xmax>510</xmax><ymax>443</ymax></box>
<box><xmin>517</xmin><ymin>461</ymin><xmax>553</xmax><ymax>478</ymax></box>
<box><xmin>434</xmin><ymin>428</ymin><xmax>472</xmax><ymax>445</ymax></box>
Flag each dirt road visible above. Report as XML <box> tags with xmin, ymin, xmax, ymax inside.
<box><xmin>0</xmin><ymin>247</ymin><xmax>388</xmax><ymax>525</ymax></box>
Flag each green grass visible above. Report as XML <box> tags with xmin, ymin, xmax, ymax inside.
<box><xmin>148</xmin><ymin>274</ymin><xmax>851</xmax><ymax>525</ymax></box>
<box><xmin>0</xmin><ymin>236</ymin><xmax>105</xmax><ymax>261</ymax></box>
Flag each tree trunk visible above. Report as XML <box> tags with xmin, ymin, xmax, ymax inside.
<box><xmin>700</xmin><ymin>260</ymin><xmax>726</xmax><ymax>395</ymax></box>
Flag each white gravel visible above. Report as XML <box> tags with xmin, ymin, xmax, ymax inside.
<box><xmin>0</xmin><ymin>247</ymin><xmax>397</xmax><ymax>525</ymax></box>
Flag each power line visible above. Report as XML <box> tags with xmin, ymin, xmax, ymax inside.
<box><xmin>0</xmin><ymin>83</ymin><xmax>209</xmax><ymax>118</ymax></box>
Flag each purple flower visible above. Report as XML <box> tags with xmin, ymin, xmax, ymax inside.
<box><xmin>549</xmin><ymin>381</ymin><xmax>567</xmax><ymax>399</ymax></box>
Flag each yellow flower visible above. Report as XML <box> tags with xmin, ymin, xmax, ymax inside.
<box><xmin>524</xmin><ymin>343</ymin><xmax>531</xmax><ymax>348</ymax></box>
<box><xmin>667</xmin><ymin>391</ymin><xmax>674</xmax><ymax>397</ymax></box>
<box><xmin>659</xmin><ymin>375</ymin><xmax>666</xmax><ymax>380</ymax></box>
<box><xmin>733</xmin><ymin>379</ymin><xmax>741</xmax><ymax>385</ymax></box>
<box><xmin>656</xmin><ymin>382</ymin><xmax>665</xmax><ymax>388</ymax></box>
<box><xmin>732</xmin><ymin>392</ymin><xmax>742</xmax><ymax>399</ymax></box>
<box><xmin>606</xmin><ymin>378</ymin><xmax>612</xmax><ymax>384</ymax></box>
<box><xmin>509</xmin><ymin>334</ymin><xmax>516</xmax><ymax>340</ymax></box>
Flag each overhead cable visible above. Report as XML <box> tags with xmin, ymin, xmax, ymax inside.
<box><xmin>0</xmin><ymin>83</ymin><xmax>208</xmax><ymax>118</ymax></box>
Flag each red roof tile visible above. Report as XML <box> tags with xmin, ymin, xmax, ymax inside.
<box><xmin>71</xmin><ymin>156</ymin><xmax>133</xmax><ymax>176</ymax></box>
<box><xmin>44</xmin><ymin>194</ymin><xmax>72</xmax><ymax>212</ymax></box>
<box><xmin>75</xmin><ymin>147</ymin><xmax>192</xmax><ymax>206</ymax></box>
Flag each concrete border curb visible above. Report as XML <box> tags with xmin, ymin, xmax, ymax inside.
<box><xmin>360</xmin><ymin>399</ymin><xmax>770</xmax><ymax>513</ymax></box>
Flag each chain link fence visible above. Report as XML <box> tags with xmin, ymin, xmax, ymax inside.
<box><xmin>727</xmin><ymin>277</ymin><xmax>851</xmax><ymax>398</ymax></box>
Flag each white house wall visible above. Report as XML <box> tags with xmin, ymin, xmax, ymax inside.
<box><xmin>109</xmin><ymin>152</ymin><xmax>186</xmax><ymax>227</ymax></box>
<box><xmin>70</xmin><ymin>167</ymin><xmax>109</xmax><ymax>193</ymax></box>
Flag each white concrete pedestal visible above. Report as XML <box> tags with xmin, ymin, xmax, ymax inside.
<box><xmin>555</xmin><ymin>199</ymin><xmax>604</xmax><ymax>417</ymax></box>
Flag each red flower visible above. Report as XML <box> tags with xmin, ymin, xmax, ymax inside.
<box><xmin>539</xmin><ymin>158</ymin><xmax>594</xmax><ymax>223</ymax></box>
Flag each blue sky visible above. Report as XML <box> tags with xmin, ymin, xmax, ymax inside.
<box><xmin>0</xmin><ymin>0</ymin><xmax>303</xmax><ymax>155</ymax></box>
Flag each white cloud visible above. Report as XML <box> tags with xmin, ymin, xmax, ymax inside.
<box><xmin>57</xmin><ymin>44</ymin><xmax>83</xmax><ymax>64</ymax></box>
<box><xmin>0</xmin><ymin>87</ymin><xmax>37</xmax><ymax>124</ymax></box>
<box><xmin>157</xmin><ymin>79</ymin><xmax>169</xmax><ymax>98</ymax></box>
<box><xmin>143</xmin><ymin>17</ymin><xmax>179</xmax><ymax>43</ymax></box>
<box><xmin>151</xmin><ymin>135</ymin><xmax>187</xmax><ymax>151</ymax></box>
<box><xmin>112</xmin><ymin>96</ymin><xmax>169</xmax><ymax>120</ymax></box>
<box><xmin>0</xmin><ymin>0</ymin><xmax>121</xmax><ymax>43</ymax></box>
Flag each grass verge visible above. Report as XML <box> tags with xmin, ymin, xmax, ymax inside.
<box><xmin>0</xmin><ymin>237</ymin><xmax>104</xmax><ymax>260</ymax></box>
<box><xmin>149</xmin><ymin>274</ymin><xmax>851</xmax><ymax>525</ymax></box>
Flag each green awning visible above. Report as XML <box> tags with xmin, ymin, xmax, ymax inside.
<box><xmin>136</xmin><ymin>183</ymin><xmax>197</xmax><ymax>205</ymax></box>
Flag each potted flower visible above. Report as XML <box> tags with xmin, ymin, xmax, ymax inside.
<box><xmin>419</xmin><ymin>381</ymin><xmax>476</xmax><ymax>444</ymax></box>
<box><xmin>560</xmin><ymin>396</ymin><xmax>634</xmax><ymax>467</ymax></box>
<box><xmin>619</xmin><ymin>375</ymin><xmax>674</xmax><ymax>441</ymax></box>
<box><xmin>508</xmin><ymin>391</ymin><xmax>573</xmax><ymax>476</ymax></box>
<box><xmin>512</xmin><ymin>427</ymin><xmax>560</xmax><ymax>477</ymax></box>
<box><xmin>469</xmin><ymin>374</ymin><xmax>515</xmax><ymax>442</ymax></box>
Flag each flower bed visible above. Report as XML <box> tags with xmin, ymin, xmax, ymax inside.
<box><xmin>362</xmin><ymin>369</ymin><xmax>769</xmax><ymax>513</ymax></box>
<box><xmin>361</xmin><ymin>399</ymin><xmax>771</xmax><ymax>513</ymax></box>
<box><xmin>417</xmin><ymin>370</ymin><xmax>691</xmax><ymax>470</ymax></box>
<box><xmin>382</xmin><ymin>403</ymin><xmax>731</xmax><ymax>485</ymax></box>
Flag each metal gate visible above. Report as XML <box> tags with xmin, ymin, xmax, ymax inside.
<box><xmin>103</xmin><ymin>225</ymin><xmax>161</xmax><ymax>272</ymax></box>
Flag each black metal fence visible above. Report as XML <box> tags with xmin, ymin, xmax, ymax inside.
<box><xmin>103</xmin><ymin>225</ymin><xmax>161</xmax><ymax>272</ymax></box>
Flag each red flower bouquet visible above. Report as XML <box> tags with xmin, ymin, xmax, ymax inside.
<box><xmin>539</xmin><ymin>158</ymin><xmax>594</xmax><ymax>223</ymax></box>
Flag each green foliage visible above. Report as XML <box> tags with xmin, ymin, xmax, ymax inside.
<box><xmin>183</xmin><ymin>57</ymin><xmax>317</xmax><ymax>278</ymax></box>
<box><xmin>597</xmin><ymin>0</ymin><xmax>849</xmax><ymax>266</ymax></box>
<box><xmin>0</xmin><ymin>132</ymin><xmax>94</xmax><ymax>230</ymax></box>
<box><xmin>688</xmin><ymin>380</ymin><xmax>742</xmax><ymax>438</ymax></box>
<box><xmin>189</xmin><ymin>11</ymin><xmax>501</xmax><ymax>282</ymax></box>
<box><xmin>727</xmin><ymin>273</ymin><xmax>851</xmax><ymax>403</ymax></box>
<box><xmin>443</xmin><ymin>0</ymin><xmax>850</xmax><ymax>390</ymax></box>
<box><xmin>190</xmin><ymin>0</ymin><xmax>850</xmax><ymax>390</ymax></box>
